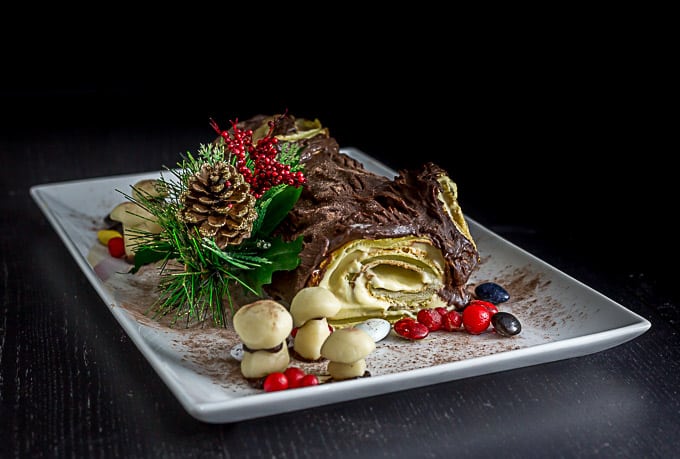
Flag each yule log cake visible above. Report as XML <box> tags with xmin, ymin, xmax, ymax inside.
<box><xmin>232</xmin><ymin>115</ymin><xmax>481</xmax><ymax>326</ymax></box>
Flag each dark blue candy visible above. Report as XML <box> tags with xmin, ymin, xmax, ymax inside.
<box><xmin>474</xmin><ymin>282</ymin><xmax>510</xmax><ymax>304</ymax></box>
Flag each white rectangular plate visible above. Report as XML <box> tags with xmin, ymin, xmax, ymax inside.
<box><xmin>30</xmin><ymin>148</ymin><xmax>651</xmax><ymax>423</ymax></box>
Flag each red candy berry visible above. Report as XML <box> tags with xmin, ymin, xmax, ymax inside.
<box><xmin>299</xmin><ymin>374</ymin><xmax>319</xmax><ymax>387</ymax></box>
<box><xmin>417</xmin><ymin>308</ymin><xmax>443</xmax><ymax>331</ymax></box>
<box><xmin>470</xmin><ymin>299</ymin><xmax>498</xmax><ymax>315</ymax></box>
<box><xmin>266</xmin><ymin>368</ymin><xmax>320</xmax><ymax>391</ymax></box>
<box><xmin>284</xmin><ymin>367</ymin><xmax>306</xmax><ymax>388</ymax></box>
<box><xmin>441</xmin><ymin>310</ymin><xmax>463</xmax><ymax>331</ymax></box>
<box><xmin>462</xmin><ymin>304</ymin><xmax>492</xmax><ymax>335</ymax></box>
<box><xmin>107</xmin><ymin>237</ymin><xmax>126</xmax><ymax>258</ymax></box>
<box><xmin>263</xmin><ymin>372</ymin><xmax>289</xmax><ymax>392</ymax></box>
<box><xmin>394</xmin><ymin>317</ymin><xmax>429</xmax><ymax>340</ymax></box>
<box><xmin>394</xmin><ymin>317</ymin><xmax>415</xmax><ymax>334</ymax></box>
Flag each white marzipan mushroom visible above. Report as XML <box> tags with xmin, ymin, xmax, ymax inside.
<box><xmin>293</xmin><ymin>317</ymin><xmax>331</xmax><ymax>361</ymax></box>
<box><xmin>240</xmin><ymin>346</ymin><xmax>290</xmax><ymax>379</ymax></box>
<box><xmin>290</xmin><ymin>287</ymin><xmax>342</xmax><ymax>361</ymax></box>
<box><xmin>327</xmin><ymin>359</ymin><xmax>367</xmax><ymax>380</ymax></box>
<box><xmin>108</xmin><ymin>179</ymin><xmax>166</xmax><ymax>260</ymax></box>
<box><xmin>289</xmin><ymin>287</ymin><xmax>342</xmax><ymax>328</ymax></box>
<box><xmin>320</xmin><ymin>328</ymin><xmax>375</xmax><ymax>363</ymax></box>
<box><xmin>109</xmin><ymin>201</ymin><xmax>163</xmax><ymax>259</ymax></box>
<box><xmin>131</xmin><ymin>179</ymin><xmax>167</xmax><ymax>202</ymax></box>
<box><xmin>320</xmin><ymin>327</ymin><xmax>375</xmax><ymax>380</ymax></box>
<box><xmin>232</xmin><ymin>300</ymin><xmax>293</xmax><ymax>350</ymax></box>
<box><xmin>232</xmin><ymin>300</ymin><xmax>293</xmax><ymax>378</ymax></box>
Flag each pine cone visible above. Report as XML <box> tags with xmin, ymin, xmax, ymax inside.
<box><xmin>179</xmin><ymin>162</ymin><xmax>257</xmax><ymax>249</ymax></box>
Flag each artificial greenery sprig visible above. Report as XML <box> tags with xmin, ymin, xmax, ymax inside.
<box><xmin>124</xmin><ymin>133</ymin><xmax>305</xmax><ymax>328</ymax></box>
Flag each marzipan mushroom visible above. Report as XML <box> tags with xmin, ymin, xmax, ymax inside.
<box><xmin>320</xmin><ymin>328</ymin><xmax>375</xmax><ymax>380</ymax></box>
<box><xmin>327</xmin><ymin>359</ymin><xmax>367</xmax><ymax>380</ymax></box>
<box><xmin>233</xmin><ymin>300</ymin><xmax>293</xmax><ymax>379</ymax></box>
<box><xmin>239</xmin><ymin>346</ymin><xmax>290</xmax><ymax>380</ymax></box>
<box><xmin>131</xmin><ymin>179</ymin><xmax>167</xmax><ymax>202</ymax></box>
<box><xmin>109</xmin><ymin>201</ymin><xmax>162</xmax><ymax>261</ymax></box>
<box><xmin>293</xmin><ymin>317</ymin><xmax>331</xmax><ymax>361</ymax></box>
<box><xmin>290</xmin><ymin>287</ymin><xmax>342</xmax><ymax>327</ymax></box>
<box><xmin>107</xmin><ymin>179</ymin><xmax>166</xmax><ymax>261</ymax></box>
<box><xmin>290</xmin><ymin>287</ymin><xmax>342</xmax><ymax>361</ymax></box>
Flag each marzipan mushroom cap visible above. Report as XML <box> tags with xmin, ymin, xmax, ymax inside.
<box><xmin>233</xmin><ymin>300</ymin><xmax>293</xmax><ymax>349</ymax></box>
<box><xmin>290</xmin><ymin>287</ymin><xmax>342</xmax><ymax>327</ymax></box>
<box><xmin>132</xmin><ymin>179</ymin><xmax>167</xmax><ymax>201</ymax></box>
<box><xmin>109</xmin><ymin>201</ymin><xmax>154</xmax><ymax>225</ymax></box>
<box><xmin>320</xmin><ymin>328</ymin><xmax>376</xmax><ymax>364</ymax></box>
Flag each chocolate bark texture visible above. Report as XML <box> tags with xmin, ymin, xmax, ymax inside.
<box><xmin>234</xmin><ymin>114</ymin><xmax>479</xmax><ymax>322</ymax></box>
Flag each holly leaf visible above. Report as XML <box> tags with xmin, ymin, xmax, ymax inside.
<box><xmin>243</xmin><ymin>236</ymin><xmax>303</xmax><ymax>294</ymax></box>
<box><xmin>255</xmin><ymin>184</ymin><xmax>303</xmax><ymax>237</ymax></box>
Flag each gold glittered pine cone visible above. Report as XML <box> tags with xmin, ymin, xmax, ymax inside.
<box><xmin>179</xmin><ymin>161</ymin><xmax>257</xmax><ymax>249</ymax></box>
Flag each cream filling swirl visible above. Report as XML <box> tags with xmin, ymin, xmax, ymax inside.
<box><xmin>319</xmin><ymin>236</ymin><xmax>448</xmax><ymax>325</ymax></box>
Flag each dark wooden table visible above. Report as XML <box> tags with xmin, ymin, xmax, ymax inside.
<box><xmin>2</xmin><ymin>86</ymin><xmax>678</xmax><ymax>458</ymax></box>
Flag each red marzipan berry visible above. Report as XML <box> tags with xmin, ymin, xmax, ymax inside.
<box><xmin>299</xmin><ymin>374</ymin><xmax>319</xmax><ymax>387</ymax></box>
<box><xmin>394</xmin><ymin>317</ymin><xmax>429</xmax><ymax>340</ymax></box>
<box><xmin>409</xmin><ymin>322</ymin><xmax>429</xmax><ymax>340</ymax></box>
<box><xmin>107</xmin><ymin>237</ymin><xmax>126</xmax><ymax>258</ymax></box>
<box><xmin>470</xmin><ymin>299</ymin><xmax>498</xmax><ymax>315</ymax></box>
<box><xmin>462</xmin><ymin>304</ymin><xmax>492</xmax><ymax>335</ymax></box>
<box><xmin>435</xmin><ymin>307</ymin><xmax>449</xmax><ymax>318</ymax></box>
<box><xmin>263</xmin><ymin>372</ymin><xmax>288</xmax><ymax>392</ymax></box>
<box><xmin>441</xmin><ymin>310</ymin><xmax>463</xmax><ymax>331</ymax></box>
<box><xmin>284</xmin><ymin>367</ymin><xmax>306</xmax><ymax>388</ymax></box>
<box><xmin>394</xmin><ymin>317</ymin><xmax>416</xmax><ymax>335</ymax></box>
<box><xmin>417</xmin><ymin>308</ymin><xmax>443</xmax><ymax>331</ymax></box>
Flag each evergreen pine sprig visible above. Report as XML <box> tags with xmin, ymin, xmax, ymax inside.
<box><xmin>124</xmin><ymin>139</ymin><xmax>304</xmax><ymax>328</ymax></box>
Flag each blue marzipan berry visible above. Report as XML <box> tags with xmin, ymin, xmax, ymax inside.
<box><xmin>474</xmin><ymin>282</ymin><xmax>510</xmax><ymax>304</ymax></box>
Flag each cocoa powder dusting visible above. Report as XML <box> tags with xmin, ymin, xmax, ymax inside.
<box><xmin>92</xmin><ymin>242</ymin><xmax>577</xmax><ymax>387</ymax></box>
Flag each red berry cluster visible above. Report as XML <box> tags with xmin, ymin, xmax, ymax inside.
<box><xmin>393</xmin><ymin>300</ymin><xmax>499</xmax><ymax>340</ymax></box>
<box><xmin>210</xmin><ymin>116</ymin><xmax>306</xmax><ymax>199</ymax></box>
<box><xmin>263</xmin><ymin>367</ymin><xmax>319</xmax><ymax>392</ymax></box>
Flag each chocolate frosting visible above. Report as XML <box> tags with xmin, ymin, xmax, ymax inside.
<box><xmin>266</xmin><ymin>137</ymin><xmax>479</xmax><ymax>309</ymax></box>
